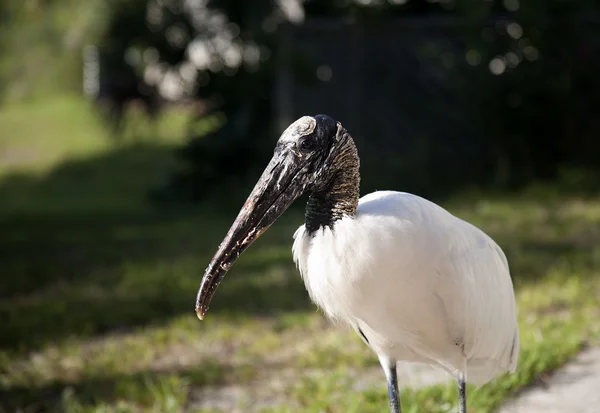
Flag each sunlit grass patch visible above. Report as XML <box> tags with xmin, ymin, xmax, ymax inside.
<box><xmin>0</xmin><ymin>95</ymin><xmax>215</xmax><ymax>215</ymax></box>
<box><xmin>0</xmin><ymin>95</ymin><xmax>199</xmax><ymax>177</ymax></box>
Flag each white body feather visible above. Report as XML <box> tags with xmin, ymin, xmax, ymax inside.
<box><xmin>293</xmin><ymin>191</ymin><xmax>519</xmax><ymax>385</ymax></box>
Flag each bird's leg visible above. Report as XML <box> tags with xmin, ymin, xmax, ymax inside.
<box><xmin>457</xmin><ymin>374</ymin><xmax>466</xmax><ymax>413</ymax></box>
<box><xmin>379</xmin><ymin>356</ymin><xmax>401</xmax><ymax>413</ymax></box>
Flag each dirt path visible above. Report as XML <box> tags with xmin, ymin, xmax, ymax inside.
<box><xmin>189</xmin><ymin>362</ymin><xmax>451</xmax><ymax>412</ymax></box>
<box><xmin>497</xmin><ymin>346</ymin><xmax>600</xmax><ymax>413</ymax></box>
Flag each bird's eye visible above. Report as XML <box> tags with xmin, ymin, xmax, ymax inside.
<box><xmin>298</xmin><ymin>138</ymin><xmax>314</xmax><ymax>153</ymax></box>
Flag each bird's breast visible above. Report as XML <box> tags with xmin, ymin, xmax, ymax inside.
<box><xmin>293</xmin><ymin>220</ymin><xmax>360</xmax><ymax>321</ymax></box>
<box><xmin>291</xmin><ymin>213</ymin><xmax>420</xmax><ymax>324</ymax></box>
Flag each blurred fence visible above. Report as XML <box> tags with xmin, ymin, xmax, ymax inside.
<box><xmin>274</xmin><ymin>14</ymin><xmax>600</xmax><ymax>194</ymax></box>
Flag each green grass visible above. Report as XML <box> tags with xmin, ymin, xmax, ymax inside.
<box><xmin>0</xmin><ymin>96</ymin><xmax>599</xmax><ymax>413</ymax></box>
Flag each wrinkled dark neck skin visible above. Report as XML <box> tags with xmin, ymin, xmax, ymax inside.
<box><xmin>305</xmin><ymin>137</ymin><xmax>360</xmax><ymax>234</ymax></box>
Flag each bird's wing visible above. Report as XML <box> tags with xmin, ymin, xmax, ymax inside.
<box><xmin>355</xmin><ymin>191</ymin><xmax>519</xmax><ymax>383</ymax></box>
<box><xmin>432</xmin><ymin>216</ymin><xmax>520</xmax><ymax>382</ymax></box>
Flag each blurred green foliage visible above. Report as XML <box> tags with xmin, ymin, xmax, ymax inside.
<box><xmin>0</xmin><ymin>0</ymin><xmax>105</xmax><ymax>101</ymax></box>
<box><xmin>1</xmin><ymin>0</ymin><xmax>599</xmax><ymax>197</ymax></box>
<box><xmin>459</xmin><ymin>0</ymin><xmax>600</xmax><ymax>188</ymax></box>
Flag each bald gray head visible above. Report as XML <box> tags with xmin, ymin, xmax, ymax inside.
<box><xmin>273</xmin><ymin>114</ymin><xmax>350</xmax><ymax>193</ymax></box>
<box><xmin>195</xmin><ymin>114</ymin><xmax>358</xmax><ymax>319</ymax></box>
<box><xmin>279</xmin><ymin>116</ymin><xmax>317</xmax><ymax>142</ymax></box>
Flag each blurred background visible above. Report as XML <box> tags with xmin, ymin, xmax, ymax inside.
<box><xmin>1</xmin><ymin>0</ymin><xmax>599</xmax><ymax>412</ymax></box>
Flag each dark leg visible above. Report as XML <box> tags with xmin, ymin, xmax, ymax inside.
<box><xmin>380</xmin><ymin>357</ymin><xmax>401</xmax><ymax>413</ymax></box>
<box><xmin>458</xmin><ymin>375</ymin><xmax>466</xmax><ymax>413</ymax></box>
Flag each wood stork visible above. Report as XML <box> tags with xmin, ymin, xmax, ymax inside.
<box><xmin>195</xmin><ymin>115</ymin><xmax>520</xmax><ymax>413</ymax></box>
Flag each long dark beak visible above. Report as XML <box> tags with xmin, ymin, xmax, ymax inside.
<box><xmin>195</xmin><ymin>146</ymin><xmax>305</xmax><ymax>319</ymax></box>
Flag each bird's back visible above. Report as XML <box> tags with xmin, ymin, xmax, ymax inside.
<box><xmin>294</xmin><ymin>190</ymin><xmax>519</xmax><ymax>385</ymax></box>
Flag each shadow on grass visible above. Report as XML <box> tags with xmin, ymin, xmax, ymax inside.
<box><xmin>0</xmin><ymin>142</ymin><xmax>312</xmax><ymax>353</ymax></box>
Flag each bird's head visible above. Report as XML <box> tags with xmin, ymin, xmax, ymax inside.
<box><xmin>195</xmin><ymin>114</ymin><xmax>352</xmax><ymax>319</ymax></box>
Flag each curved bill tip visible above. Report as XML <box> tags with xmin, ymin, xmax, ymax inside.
<box><xmin>195</xmin><ymin>306</ymin><xmax>206</xmax><ymax>321</ymax></box>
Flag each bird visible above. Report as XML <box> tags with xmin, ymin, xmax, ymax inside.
<box><xmin>195</xmin><ymin>114</ymin><xmax>520</xmax><ymax>413</ymax></box>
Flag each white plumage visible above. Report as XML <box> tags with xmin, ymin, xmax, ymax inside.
<box><xmin>293</xmin><ymin>190</ymin><xmax>519</xmax><ymax>386</ymax></box>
